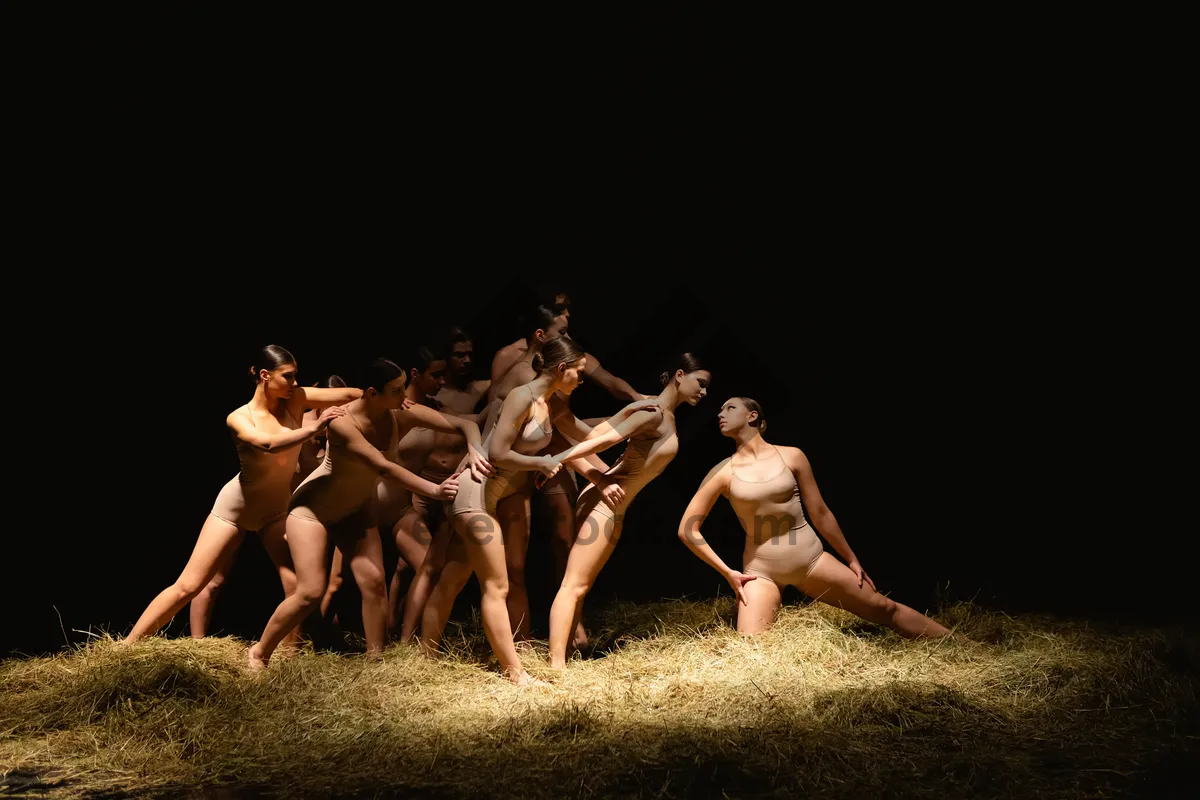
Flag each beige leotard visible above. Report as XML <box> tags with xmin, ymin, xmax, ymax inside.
<box><xmin>210</xmin><ymin>404</ymin><xmax>303</xmax><ymax>532</ymax></box>
<box><xmin>728</xmin><ymin>447</ymin><xmax>823</xmax><ymax>587</ymax></box>
<box><xmin>289</xmin><ymin>411</ymin><xmax>399</xmax><ymax>529</ymax></box>
<box><xmin>577</xmin><ymin>408</ymin><xmax>678</xmax><ymax>522</ymax></box>
<box><xmin>451</xmin><ymin>385</ymin><xmax>552</xmax><ymax>517</ymax></box>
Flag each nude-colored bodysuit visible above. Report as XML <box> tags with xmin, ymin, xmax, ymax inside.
<box><xmin>289</xmin><ymin>411</ymin><xmax>399</xmax><ymax>529</ymax></box>
<box><xmin>210</xmin><ymin>405</ymin><xmax>303</xmax><ymax>532</ymax></box>
<box><xmin>577</xmin><ymin>409</ymin><xmax>678</xmax><ymax>522</ymax></box>
<box><xmin>727</xmin><ymin>447</ymin><xmax>823</xmax><ymax>587</ymax></box>
<box><xmin>375</xmin><ymin>418</ymin><xmax>438</xmax><ymax>527</ymax></box>
<box><xmin>451</xmin><ymin>386</ymin><xmax>552</xmax><ymax>517</ymax></box>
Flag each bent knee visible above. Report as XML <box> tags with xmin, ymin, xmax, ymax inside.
<box><xmin>560</xmin><ymin>579</ymin><xmax>591</xmax><ymax>602</ymax></box>
<box><xmin>356</xmin><ymin>572</ymin><xmax>387</xmax><ymax>600</ymax></box>
<box><xmin>865</xmin><ymin>594</ymin><xmax>898</xmax><ymax>620</ymax></box>
<box><xmin>480</xmin><ymin>577</ymin><xmax>510</xmax><ymax>600</ymax></box>
<box><xmin>296</xmin><ymin>583</ymin><xmax>328</xmax><ymax>606</ymax></box>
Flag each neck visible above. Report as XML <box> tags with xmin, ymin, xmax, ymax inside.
<box><xmin>405</xmin><ymin>382</ymin><xmax>424</xmax><ymax>403</ymax></box>
<box><xmin>529</xmin><ymin>373</ymin><xmax>558</xmax><ymax>399</ymax></box>
<box><xmin>657</xmin><ymin>382</ymin><xmax>684</xmax><ymax>411</ymax></box>
<box><xmin>452</xmin><ymin>372</ymin><xmax>472</xmax><ymax>391</ymax></box>
<box><xmin>249</xmin><ymin>384</ymin><xmax>274</xmax><ymax>411</ymax></box>
<box><xmin>355</xmin><ymin>394</ymin><xmax>390</xmax><ymax>422</ymax></box>
<box><xmin>733</xmin><ymin>429</ymin><xmax>768</xmax><ymax>452</ymax></box>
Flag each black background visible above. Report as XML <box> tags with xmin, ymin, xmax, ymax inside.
<box><xmin>6</xmin><ymin>3</ymin><xmax>1185</xmax><ymax>656</ymax></box>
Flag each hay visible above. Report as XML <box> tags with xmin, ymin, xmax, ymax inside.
<box><xmin>2</xmin><ymin>600</ymin><xmax>1196</xmax><ymax>798</ymax></box>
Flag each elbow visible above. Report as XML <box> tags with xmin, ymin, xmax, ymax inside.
<box><xmin>810</xmin><ymin>507</ymin><xmax>833</xmax><ymax>528</ymax></box>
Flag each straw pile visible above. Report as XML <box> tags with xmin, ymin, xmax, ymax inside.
<box><xmin>2</xmin><ymin>599</ymin><xmax>1196</xmax><ymax>798</ymax></box>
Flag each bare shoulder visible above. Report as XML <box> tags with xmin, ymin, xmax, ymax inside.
<box><xmin>225</xmin><ymin>406</ymin><xmax>249</xmax><ymax>430</ymax></box>
<box><xmin>776</xmin><ymin>445</ymin><xmax>811</xmax><ymax>470</ymax></box>
<box><xmin>701</xmin><ymin>457</ymin><xmax>733</xmax><ymax>490</ymax></box>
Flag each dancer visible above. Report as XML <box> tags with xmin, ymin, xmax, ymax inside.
<box><xmin>122</xmin><ymin>346</ymin><xmax>361</xmax><ymax>644</ymax></box>
<box><xmin>397</xmin><ymin>327</ymin><xmax>492</xmax><ymax>641</ymax></box>
<box><xmin>247</xmin><ymin>358</ymin><xmax>468</xmax><ymax>670</ymax></box>
<box><xmin>486</xmin><ymin>302</ymin><xmax>642</xmax><ymax>643</ymax></box>
<box><xmin>426</xmin><ymin>336</ymin><xmax>656</xmax><ymax>684</ymax></box>
<box><xmin>548</xmin><ymin>354</ymin><xmax>710</xmax><ymax>668</ymax></box>
<box><xmin>188</xmin><ymin>375</ymin><xmax>353</xmax><ymax>640</ymax></box>
<box><xmin>676</xmin><ymin>397</ymin><xmax>952</xmax><ymax>638</ymax></box>
<box><xmin>378</xmin><ymin>346</ymin><xmax>492</xmax><ymax>636</ymax></box>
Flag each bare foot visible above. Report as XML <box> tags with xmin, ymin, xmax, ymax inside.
<box><xmin>512</xmin><ymin>670</ymin><xmax>549</xmax><ymax>688</ymax></box>
<box><xmin>246</xmin><ymin>646</ymin><xmax>268</xmax><ymax>672</ymax></box>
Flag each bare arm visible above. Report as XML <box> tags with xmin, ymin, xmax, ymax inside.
<box><xmin>549</xmin><ymin>400</ymin><xmax>659</xmax><ymax>465</ymax></box>
<box><xmin>487</xmin><ymin>387</ymin><xmax>555</xmax><ymax>472</ymax></box>
<box><xmin>291</xmin><ymin>385</ymin><xmax>363</xmax><ymax>413</ymax></box>
<box><xmin>583</xmin><ymin>352</ymin><xmax>646</xmax><ymax>402</ymax></box>
<box><xmin>785</xmin><ymin>446</ymin><xmax>857</xmax><ymax>564</ymax></box>
<box><xmin>675</xmin><ymin>460</ymin><xmax>748</xmax><ymax>590</ymax></box>
<box><xmin>333</xmin><ymin>417</ymin><xmax>449</xmax><ymax>499</ymax></box>
<box><xmin>227</xmin><ymin>408</ymin><xmax>334</xmax><ymax>453</ymax></box>
<box><xmin>397</xmin><ymin>403</ymin><xmax>484</xmax><ymax>450</ymax></box>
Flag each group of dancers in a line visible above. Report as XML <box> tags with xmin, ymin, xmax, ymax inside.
<box><xmin>120</xmin><ymin>298</ymin><xmax>953</xmax><ymax>685</ymax></box>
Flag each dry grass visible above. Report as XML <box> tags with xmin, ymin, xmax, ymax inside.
<box><xmin>2</xmin><ymin>600</ymin><xmax>1196</xmax><ymax>798</ymax></box>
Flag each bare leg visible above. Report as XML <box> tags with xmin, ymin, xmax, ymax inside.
<box><xmin>124</xmin><ymin>515</ymin><xmax>243</xmax><ymax>644</ymax></box>
<box><xmin>798</xmin><ymin>553</ymin><xmax>952</xmax><ymax>639</ymax></box>
<box><xmin>453</xmin><ymin>511</ymin><xmax>534</xmax><ymax>684</ymax></box>
<box><xmin>401</xmin><ymin>516</ymin><xmax>452</xmax><ymax>643</ymax></box>
<box><xmin>343</xmin><ymin>526</ymin><xmax>389</xmax><ymax>656</ymax></box>
<box><xmin>189</xmin><ymin>537</ymin><xmax>240</xmax><ymax>638</ymax></box>
<box><xmin>248</xmin><ymin>515</ymin><xmax>329</xmax><ymax>669</ymax></box>
<box><xmin>736</xmin><ymin>576</ymin><xmax>783</xmax><ymax>635</ymax></box>
<box><xmin>498</xmin><ymin>492</ymin><xmax>531</xmax><ymax>642</ymax></box>
<box><xmin>387</xmin><ymin>510</ymin><xmax>431</xmax><ymax>635</ymax></box>
<box><xmin>549</xmin><ymin>510</ymin><xmax>621</xmax><ymax>669</ymax></box>
<box><xmin>259</xmin><ymin>517</ymin><xmax>303</xmax><ymax>655</ymax></box>
<box><xmin>545</xmin><ymin>488</ymin><xmax>588</xmax><ymax>649</ymax></box>
<box><xmin>319</xmin><ymin>546</ymin><xmax>344</xmax><ymax>619</ymax></box>
<box><xmin>418</xmin><ymin>531</ymin><xmax>473</xmax><ymax>655</ymax></box>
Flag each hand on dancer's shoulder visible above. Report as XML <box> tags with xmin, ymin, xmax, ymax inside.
<box><xmin>434</xmin><ymin>472</ymin><xmax>460</xmax><ymax>501</ymax></box>
<box><xmin>311</xmin><ymin>405</ymin><xmax>347</xmax><ymax>432</ymax></box>
<box><xmin>628</xmin><ymin>397</ymin><xmax>660</xmax><ymax>413</ymax></box>
<box><xmin>466</xmin><ymin>444</ymin><xmax>494</xmax><ymax>481</ymax></box>
<box><xmin>725</xmin><ymin>570</ymin><xmax>757</xmax><ymax>606</ymax></box>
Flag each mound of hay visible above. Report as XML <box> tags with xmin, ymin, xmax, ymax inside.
<box><xmin>2</xmin><ymin>600</ymin><xmax>1196</xmax><ymax>798</ymax></box>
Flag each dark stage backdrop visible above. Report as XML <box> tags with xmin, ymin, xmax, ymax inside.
<box><xmin>8</xmin><ymin>277</ymin><xmax>1164</xmax><ymax>656</ymax></box>
<box><xmin>7</xmin><ymin>4</ymin><xmax>1181</xmax><ymax>656</ymax></box>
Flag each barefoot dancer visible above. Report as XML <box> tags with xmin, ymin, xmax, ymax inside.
<box><xmin>123</xmin><ymin>346</ymin><xmax>360</xmax><ymax>644</ymax></box>
<box><xmin>247</xmin><ymin>359</ymin><xmax>463</xmax><ymax>670</ymax></box>
<box><xmin>426</xmin><ymin>335</ymin><xmax>656</xmax><ymax>684</ymax></box>
<box><xmin>677</xmin><ymin>397</ymin><xmax>953</xmax><ymax>638</ymax></box>
<box><xmin>548</xmin><ymin>354</ymin><xmax>710</xmax><ymax>668</ymax></box>
<box><xmin>378</xmin><ymin>346</ymin><xmax>491</xmax><ymax>636</ymax></box>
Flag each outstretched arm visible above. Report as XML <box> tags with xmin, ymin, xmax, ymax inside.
<box><xmin>785</xmin><ymin>446</ymin><xmax>873</xmax><ymax>590</ymax></box>
<box><xmin>227</xmin><ymin>406</ymin><xmax>343</xmax><ymax>453</ymax></box>
<box><xmin>548</xmin><ymin>398</ymin><xmax>659</xmax><ymax>465</ymax></box>
<box><xmin>676</xmin><ymin>460</ymin><xmax>755</xmax><ymax>604</ymax></box>
<box><xmin>334</xmin><ymin>417</ymin><xmax>458</xmax><ymax>501</ymax></box>
<box><xmin>397</xmin><ymin>403</ymin><xmax>493</xmax><ymax>479</ymax></box>
<box><xmin>583</xmin><ymin>352</ymin><xmax>647</xmax><ymax>402</ymax></box>
<box><xmin>291</xmin><ymin>385</ymin><xmax>364</xmax><ymax>413</ymax></box>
